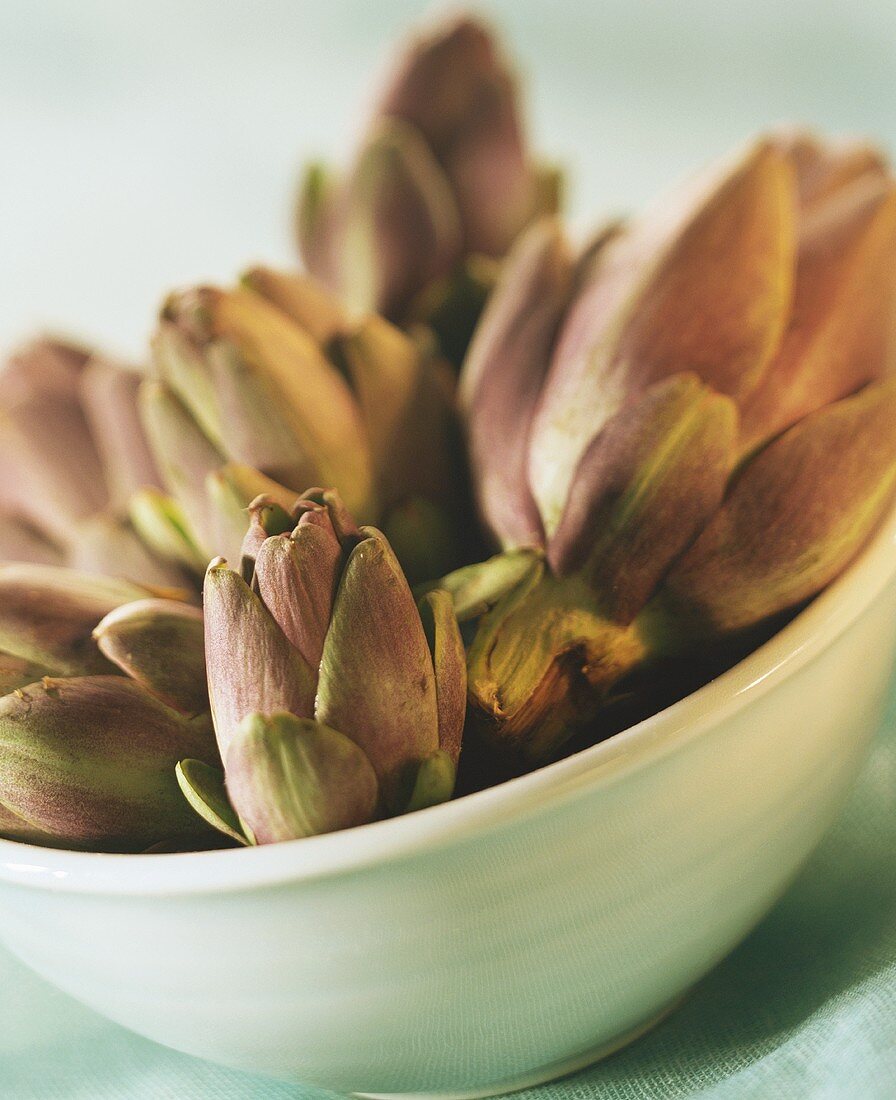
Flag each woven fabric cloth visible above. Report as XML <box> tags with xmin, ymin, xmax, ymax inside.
<box><xmin>4</xmin><ymin>686</ymin><xmax>896</xmax><ymax>1100</ymax></box>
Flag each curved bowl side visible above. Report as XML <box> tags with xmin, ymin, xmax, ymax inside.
<box><xmin>0</xmin><ymin>571</ymin><xmax>893</xmax><ymax>1095</ymax></box>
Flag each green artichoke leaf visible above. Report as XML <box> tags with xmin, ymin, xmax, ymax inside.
<box><xmin>224</xmin><ymin>712</ymin><xmax>378</xmax><ymax>844</ymax></box>
<box><xmin>404</xmin><ymin>749</ymin><xmax>457</xmax><ymax>813</ymax></box>
<box><xmin>175</xmin><ymin>758</ymin><xmax>251</xmax><ymax>846</ymax></box>
<box><xmin>418</xmin><ymin>588</ymin><xmax>466</xmax><ymax>764</ymax></box>
<box><xmin>204</xmin><ymin>560</ymin><xmax>316</xmax><ymax>757</ymax></box>
<box><xmin>316</xmin><ymin>530</ymin><xmax>440</xmax><ymax>810</ymax></box>
<box><xmin>415</xmin><ymin>547</ymin><xmax>544</xmax><ymax>623</ymax></box>
<box><xmin>94</xmin><ymin>598</ymin><xmax>208</xmax><ymax>716</ymax></box>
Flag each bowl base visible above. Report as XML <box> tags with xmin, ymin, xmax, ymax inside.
<box><xmin>353</xmin><ymin>994</ymin><xmax>682</xmax><ymax>1100</ymax></box>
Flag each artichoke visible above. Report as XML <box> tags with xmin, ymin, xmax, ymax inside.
<box><xmin>194</xmin><ymin>488</ymin><xmax>465</xmax><ymax>844</ymax></box>
<box><xmin>0</xmin><ymin>275</ymin><xmax>471</xmax><ymax>592</ymax></box>
<box><xmin>3</xmin><ymin>3</ymin><xmax>896</xmax><ymax>857</ymax></box>
<box><xmin>0</xmin><ymin>565</ymin><xmax>217</xmax><ymax>850</ymax></box>
<box><xmin>458</xmin><ymin>129</ymin><xmax>896</xmax><ymax>765</ymax></box>
<box><xmin>297</xmin><ymin>14</ymin><xmax>560</xmax><ymax>353</ymax></box>
<box><xmin>146</xmin><ymin>272</ymin><xmax>467</xmax><ymax>584</ymax></box>
<box><xmin>0</xmin><ymin>339</ymin><xmax>184</xmax><ymax>586</ymax></box>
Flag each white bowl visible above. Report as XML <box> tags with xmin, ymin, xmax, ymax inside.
<box><xmin>2</xmin><ymin>509</ymin><xmax>896</xmax><ymax>1099</ymax></box>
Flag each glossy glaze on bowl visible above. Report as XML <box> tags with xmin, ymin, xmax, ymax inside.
<box><xmin>1</xmin><ymin>510</ymin><xmax>895</xmax><ymax>1097</ymax></box>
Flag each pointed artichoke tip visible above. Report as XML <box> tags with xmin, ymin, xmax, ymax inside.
<box><xmin>745</xmin><ymin>131</ymin><xmax>796</xmax><ymax>180</ymax></box>
<box><xmin>417</xmin><ymin>584</ymin><xmax>453</xmax><ymax>619</ymax></box>
<box><xmin>90</xmin><ymin>597</ymin><xmax>136</xmax><ymax>643</ymax></box>
<box><xmin>158</xmin><ymin>289</ymin><xmax>180</xmax><ymax>320</ymax></box>
<box><xmin>352</xmin><ymin>526</ymin><xmax>389</xmax><ymax>556</ymax></box>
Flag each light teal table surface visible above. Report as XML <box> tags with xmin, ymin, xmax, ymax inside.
<box><xmin>3</xmin><ymin>679</ymin><xmax>896</xmax><ymax>1100</ymax></box>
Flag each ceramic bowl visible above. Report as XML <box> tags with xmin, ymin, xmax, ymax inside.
<box><xmin>2</xmin><ymin>508</ymin><xmax>896</xmax><ymax>1099</ymax></box>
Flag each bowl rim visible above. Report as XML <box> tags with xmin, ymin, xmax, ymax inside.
<box><xmin>2</xmin><ymin>502</ymin><xmax>895</xmax><ymax>897</ymax></box>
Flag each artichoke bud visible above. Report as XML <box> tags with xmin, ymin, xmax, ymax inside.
<box><xmin>374</xmin><ymin>15</ymin><xmax>544</xmax><ymax>259</ymax></box>
<box><xmin>340</xmin><ymin>118</ymin><xmax>462</xmax><ymax>321</ymax></box>
<box><xmin>217</xmin><ymin>285</ymin><xmax>376</xmax><ymax>519</ymax></box>
<box><xmin>550</xmin><ymin>374</ymin><xmax>737</xmax><ymax>622</ymax></box>
<box><xmin>0</xmin><ymin>676</ymin><xmax>219</xmax><ymax>851</ymax></box>
<box><xmin>207</xmin><ymin>492</ymin><xmax>463</xmax><ymax>817</ymax></box>
<box><xmin>223</xmin><ymin>712</ymin><xmax>379</xmax><ymax>844</ymax></box>
<box><xmin>94</xmin><ymin>599</ymin><xmax>208</xmax><ymax>715</ymax></box>
<box><xmin>648</xmin><ymin>377</ymin><xmax>896</xmax><ymax>644</ymax></box>
<box><xmin>162</xmin><ymin>283</ymin><xmax>376</xmax><ymax>517</ymax></box>
<box><xmin>0</xmin><ymin>563</ymin><xmax>152</xmax><ymax>677</ymax></box>
<box><xmin>203</xmin><ymin>559</ymin><xmax>316</xmax><ymax>757</ymax></box>
<box><xmin>159</xmin><ymin>291</ymin><xmax>323</xmax><ymax>491</ymax></box>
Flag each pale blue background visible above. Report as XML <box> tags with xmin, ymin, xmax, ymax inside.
<box><xmin>1</xmin><ymin>0</ymin><xmax>895</xmax><ymax>354</ymax></box>
<box><xmin>2</xmin><ymin>1</ymin><xmax>896</xmax><ymax>1096</ymax></box>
